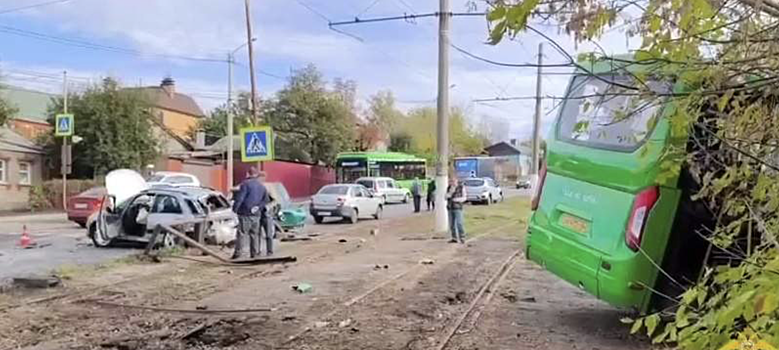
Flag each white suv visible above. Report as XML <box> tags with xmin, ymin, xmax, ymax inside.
<box><xmin>355</xmin><ymin>177</ymin><xmax>411</xmax><ymax>204</ymax></box>
<box><xmin>463</xmin><ymin>177</ymin><xmax>503</xmax><ymax>205</ymax></box>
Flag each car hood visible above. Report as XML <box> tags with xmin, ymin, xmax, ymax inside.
<box><xmin>105</xmin><ymin>169</ymin><xmax>150</xmax><ymax>205</ymax></box>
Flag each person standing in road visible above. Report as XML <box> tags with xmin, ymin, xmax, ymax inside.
<box><xmin>231</xmin><ymin>166</ymin><xmax>270</xmax><ymax>260</ymax></box>
<box><xmin>411</xmin><ymin>177</ymin><xmax>422</xmax><ymax>213</ymax></box>
<box><xmin>446</xmin><ymin>177</ymin><xmax>467</xmax><ymax>243</ymax></box>
<box><xmin>426</xmin><ymin>179</ymin><xmax>436</xmax><ymax>211</ymax></box>
<box><xmin>259</xmin><ymin>172</ymin><xmax>276</xmax><ymax>256</ymax></box>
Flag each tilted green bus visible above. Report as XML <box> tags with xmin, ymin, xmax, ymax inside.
<box><xmin>527</xmin><ymin>55</ymin><xmax>728</xmax><ymax>313</ymax></box>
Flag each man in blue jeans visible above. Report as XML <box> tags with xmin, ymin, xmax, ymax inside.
<box><xmin>232</xmin><ymin>167</ymin><xmax>270</xmax><ymax>259</ymax></box>
<box><xmin>446</xmin><ymin>177</ymin><xmax>467</xmax><ymax>243</ymax></box>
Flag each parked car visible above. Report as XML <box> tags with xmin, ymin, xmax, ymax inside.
<box><xmin>146</xmin><ymin>171</ymin><xmax>201</xmax><ymax>188</ymax></box>
<box><xmin>265</xmin><ymin>182</ymin><xmax>307</xmax><ymax>231</ymax></box>
<box><xmin>355</xmin><ymin>177</ymin><xmax>411</xmax><ymax>204</ymax></box>
<box><xmin>310</xmin><ymin>184</ymin><xmax>383</xmax><ymax>224</ymax></box>
<box><xmin>88</xmin><ymin>169</ymin><xmax>236</xmax><ymax>248</ymax></box>
<box><xmin>462</xmin><ymin>177</ymin><xmax>503</xmax><ymax>205</ymax></box>
<box><xmin>67</xmin><ymin>187</ymin><xmax>107</xmax><ymax>228</ymax></box>
<box><xmin>516</xmin><ymin>179</ymin><xmax>531</xmax><ymax>189</ymax></box>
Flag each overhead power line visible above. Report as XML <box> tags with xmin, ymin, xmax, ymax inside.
<box><xmin>329</xmin><ymin>12</ymin><xmax>485</xmax><ymax>26</ymax></box>
<box><xmin>450</xmin><ymin>42</ymin><xmax>572</xmax><ymax>69</ymax></box>
<box><xmin>0</xmin><ymin>0</ymin><xmax>71</xmax><ymax>15</ymax></box>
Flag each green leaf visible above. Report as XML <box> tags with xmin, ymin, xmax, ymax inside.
<box><xmin>487</xmin><ymin>6</ymin><xmax>506</xmax><ymax>21</ymax></box>
<box><xmin>755</xmin><ymin>294</ymin><xmax>778</xmax><ymax>315</ymax></box>
<box><xmin>630</xmin><ymin>318</ymin><xmax>643</xmax><ymax>334</ymax></box>
<box><xmin>488</xmin><ymin>21</ymin><xmax>507</xmax><ymax>45</ymax></box>
<box><xmin>645</xmin><ymin>314</ymin><xmax>661</xmax><ymax>336</ymax></box>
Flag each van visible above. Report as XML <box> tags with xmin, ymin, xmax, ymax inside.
<box><xmin>526</xmin><ymin>56</ymin><xmax>720</xmax><ymax>313</ymax></box>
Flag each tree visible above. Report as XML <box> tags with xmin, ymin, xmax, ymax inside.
<box><xmin>0</xmin><ymin>85</ymin><xmax>18</xmax><ymax>126</ymax></box>
<box><xmin>489</xmin><ymin>1</ymin><xmax>779</xmax><ymax>348</ymax></box>
<box><xmin>388</xmin><ymin>132</ymin><xmax>412</xmax><ymax>152</ymax></box>
<box><xmin>43</xmin><ymin>78</ymin><xmax>160</xmax><ymax>178</ymax></box>
<box><xmin>394</xmin><ymin>107</ymin><xmax>486</xmax><ymax>162</ymax></box>
<box><xmin>190</xmin><ymin>92</ymin><xmax>253</xmax><ymax>145</ymax></box>
<box><xmin>367</xmin><ymin>90</ymin><xmax>404</xmax><ymax>132</ymax></box>
<box><xmin>264</xmin><ymin>64</ymin><xmax>356</xmax><ymax>165</ymax></box>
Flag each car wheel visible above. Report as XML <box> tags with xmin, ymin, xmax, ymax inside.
<box><xmin>161</xmin><ymin>233</ymin><xmax>177</xmax><ymax>248</ymax></box>
<box><xmin>314</xmin><ymin>215</ymin><xmax>324</xmax><ymax>224</ymax></box>
<box><xmin>90</xmin><ymin>223</ymin><xmax>111</xmax><ymax>248</ymax></box>
<box><xmin>382</xmin><ymin>195</ymin><xmax>387</xmax><ymax>203</ymax></box>
<box><xmin>346</xmin><ymin>208</ymin><xmax>359</xmax><ymax>224</ymax></box>
<box><xmin>403</xmin><ymin>194</ymin><xmax>410</xmax><ymax>204</ymax></box>
<box><xmin>487</xmin><ymin>196</ymin><xmax>492</xmax><ymax>205</ymax></box>
<box><xmin>373</xmin><ymin>205</ymin><xmax>383</xmax><ymax>220</ymax></box>
<box><xmin>77</xmin><ymin>222</ymin><xmax>87</xmax><ymax>229</ymax></box>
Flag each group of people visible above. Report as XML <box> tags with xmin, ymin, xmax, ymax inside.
<box><xmin>410</xmin><ymin>177</ymin><xmax>468</xmax><ymax>244</ymax></box>
<box><xmin>231</xmin><ymin>167</ymin><xmax>275</xmax><ymax>260</ymax></box>
<box><xmin>231</xmin><ymin>168</ymin><xmax>470</xmax><ymax>260</ymax></box>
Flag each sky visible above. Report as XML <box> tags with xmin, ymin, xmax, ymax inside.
<box><xmin>0</xmin><ymin>0</ymin><xmax>640</xmax><ymax>142</ymax></box>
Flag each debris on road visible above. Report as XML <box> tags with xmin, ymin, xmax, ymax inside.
<box><xmin>12</xmin><ymin>275</ymin><xmax>61</xmax><ymax>289</ymax></box>
<box><xmin>292</xmin><ymin>283</ymin><xmax>313</xmax><ymax>293</ymax></box>
<box><xmin>420</xmin><ymin>259</ymin><xmax>435</xmax><ymax>265</ymax></box>
<box><xmin>374</xmin><ymin>264</ymin><xmax>389</xmax><ymax>270</ymax></box>
<box><xmin>314</xmin><ymin>321</ymin><xmax>330</xmax><ymax>328</ymax></box>
<box><xmin>282</xmin><ymin>315</ymin><xmax>297</xmax><ymax>322</ymax></box>
<box><xmin>500</xmin><ymin>290</ymin><xmax>518</xmax><ymax>303</ymax></box>
<box><xmin>370</xmin><ymin>229</ymin><xmax>379</xmax><ymax>236</ymax></box>
<box><xmin>338</xmin><ymin>319</ymin><xmax>353</xmax><ymax>328</ymax></box>
<box><xmin>520</xmin><ymin>296</ymin><xmax>537</xmax><ymax>303</ymax></box>
<box><xmin>280</xmin><ymin>235</ymin><xmax>312</xmax><ymax>242</ymax></box>
<box><xmin>338</xmin><ymin>238</ymin><xmax>348</xmax><ymax>243</ymax></box>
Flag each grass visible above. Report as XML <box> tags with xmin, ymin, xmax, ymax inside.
<box><xmin>53</xmin><ymin>254</ymin><xmax>146</xmax><ymax>281</ymax></box>
<box><xmin>463</xmin><ymin>196</ymin><xmax>531</xmax><ymax>240</ymax></box>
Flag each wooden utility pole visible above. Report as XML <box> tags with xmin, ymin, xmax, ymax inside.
<box><xmin>244</xmin><ymin>0</ymin><xmax>259</xmax><ymax>125</ymax></box>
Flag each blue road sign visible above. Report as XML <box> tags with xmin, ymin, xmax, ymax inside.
<box><xmin>240</xmin><ymin>126</ymin><xmax>274</xmax><ymax>162</ymax></box>
<box><xmin>55</xmin><ymin>114</ymin><xmax>74</xmax><ymax>137</ymax></box>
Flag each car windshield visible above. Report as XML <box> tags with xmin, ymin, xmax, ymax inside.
<box><xmin>147</xmin><ymin>175</ymin><xmax>164</xmax><ymax>182</ymax></box>
<box><xmin>267</xmin><ymin>183</ymin><xmax>291</xmax><ymax>207</ymax></box>
<box><xmin>558</xmin><ymin>75</ymin><xmax>668</xmax><ymax>150</ymax></box>
<box><xmin>356</xmin><ymin>180</ymin><xmax>374</xmax><ymax>189</ymax></box>
<box><xmin>319</xmin><ymin>186</ymin><xmax>350</xmax><ymax>195</ymax></box>
<box><xmin>464</xmin><ymin>179</ymin><xmax>485</xmax><ymax>187</ymax></box>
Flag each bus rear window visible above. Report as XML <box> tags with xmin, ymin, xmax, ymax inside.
<box><xmin>557</xmin><ymin>75</ymin><xmax>667</xmax><ymax>151</ymax></box>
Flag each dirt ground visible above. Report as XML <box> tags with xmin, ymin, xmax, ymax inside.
<box><xmin>0</xmin><ymin>197</ymin><xmax>650</xmax><ymax>350</ymax></box>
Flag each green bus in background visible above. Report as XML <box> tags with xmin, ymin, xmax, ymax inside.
<box><xmin>335</xmin><ymin>152</ymin><xmax>427</xmax><ymax>191</ymax></box>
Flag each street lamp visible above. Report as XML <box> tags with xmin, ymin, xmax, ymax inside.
<box><xmin>226</xmin><ymin>37</ymin><xmax>257</xmax><ymax>194</ymax></box>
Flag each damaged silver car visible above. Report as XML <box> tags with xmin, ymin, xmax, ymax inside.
<box><xmin>87</xmin><ymin>169</ymin><xmax>237</xmax><ymax>248</ymax></box>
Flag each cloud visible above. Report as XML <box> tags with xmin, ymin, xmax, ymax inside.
<box><xmin>4</xmin><ymin>0</ymin><xmax>641</xmax><ymax>141</ymax></box>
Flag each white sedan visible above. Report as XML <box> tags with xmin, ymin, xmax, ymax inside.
<box><xmin>310</xmin><ymin>184</ymin><xmax>384</xmax><ymax>224</ymax></box>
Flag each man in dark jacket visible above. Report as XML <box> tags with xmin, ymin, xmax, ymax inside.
<box><xmin>232</xmin><ymin>167</ymin><xmax>270</xmax><ymax>259</ymax></box>
<box><xmin>446</xmin><ymin>177</ymin><xmax>467</xmax><ymax>243</ymax></box>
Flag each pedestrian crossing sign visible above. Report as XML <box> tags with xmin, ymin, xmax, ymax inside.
<box><xmin>55</xmin><ymin>114</ymin><xmax>74</xmax><ymax>137</ymax></box>
<box><xmin>240</xmin><ymin>126</ymin><xmax>274</xmax><ymax>162</ymax></box>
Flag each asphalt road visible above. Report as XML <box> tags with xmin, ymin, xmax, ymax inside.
<box><xmin>0</xmin><ymin>188</ymin><xmax>528</xmax><ymax>283</ymax></box>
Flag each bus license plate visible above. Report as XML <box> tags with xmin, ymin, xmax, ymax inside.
<box><xmin>560</xmin><ymin>214</ymin><xmax>589</xmax><ymax>234</ymax></box>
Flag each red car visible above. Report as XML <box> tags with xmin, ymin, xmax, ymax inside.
<box><xmin>67</xmin><ymin>187</ymin><xmax>106</xmax><ymax>228</ymax></box>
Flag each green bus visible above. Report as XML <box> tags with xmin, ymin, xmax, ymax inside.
<box><xmin>335</xmin><ymin>152</ymin><xmax>427</xmax><ymax>190</ymax></box>
<box><xmin>527</xmin><ymin>55</ymin><xmax>722</xmax><ymax>314</ymax></box>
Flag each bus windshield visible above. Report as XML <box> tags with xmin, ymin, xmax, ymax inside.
<box><xmin>557</xmin><ymin>75</ymin><xmax>668</xmax><ymax>151</ymax></box>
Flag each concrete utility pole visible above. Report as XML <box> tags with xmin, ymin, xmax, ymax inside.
<box><xmin>227</xmin><ymin>52</ymin><xmax>234</xmax><ymax>192</ymax></box>
<box><xmin>531</xmin><ymin>43</ymin><xmax>543</xmax><ymax>178</ymax></box>
<box><xmin>62</xmin><ymin>71</ymin><xmax>68</xmax><ymax>209</ymax></box>
<box><xmin>434</xmin><ymin>0</ymin><xmax>451</xmax><ymax>233</ymax></box>
<box><xmin>244</xmin><ymin>0</ymin><xmax>259</xmax><ymax>125</ymax></box>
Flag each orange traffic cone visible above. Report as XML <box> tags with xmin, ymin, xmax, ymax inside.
<box><xmin>19</xmin><ymin>225</ymin><xmax>33</xmax><ymax>248</ymax></box>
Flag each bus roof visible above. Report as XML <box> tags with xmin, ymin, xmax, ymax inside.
<box><xmin>336</xmin><ymin>151</ymin><xmax>426</xmax><ymax>162</ymax></box>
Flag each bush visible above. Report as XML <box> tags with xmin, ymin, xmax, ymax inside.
<box><xmin>29</xmin><ymin>179</ymin><xmax>101</xmax><ymax>210</ymax></box>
